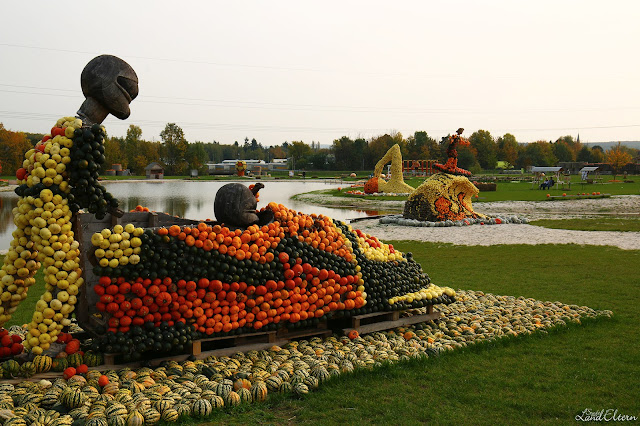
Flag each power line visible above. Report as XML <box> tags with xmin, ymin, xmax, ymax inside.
<box><xmin>0</xmin><ymin>42</ymin><xmax>449</xmax><ymax>78</ymax></box>
<box><xmin>2</xmin><ymin>109</ymin><xmax>639</xmax><ymax>135</ymax></box>
<box><xmin>2</xmin><ymin>86</ymin><xmax>640</xmax><ymax>115</ymax></box>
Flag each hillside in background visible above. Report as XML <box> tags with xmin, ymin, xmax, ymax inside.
<box><xmin>583</xmin><ymin>141</ymin><xmax>640</xmax><ymax>150</ymax></box>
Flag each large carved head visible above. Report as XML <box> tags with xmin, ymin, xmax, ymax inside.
<box><xmin>214</xmin><ymin>183</ymin><xmax>259</xmax><ymax>227</ymax></box>
<box><xmin>79</xmin><ymin>55</ymin><xmax>139</xmax><ymax>122</ymax></box>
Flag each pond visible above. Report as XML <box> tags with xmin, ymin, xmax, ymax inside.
<box><xmin>0</xmin><ymin>180</ymin><xmax>379</xmax><ymax>248</ymax></box>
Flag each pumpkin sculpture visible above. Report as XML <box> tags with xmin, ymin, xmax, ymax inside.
<box><xmin>0</xmin><ymin>55</ymin><xmax>138</xmax><ymax>355</ymax></box>
<box><xmin>404</xmin><ymin>129</ymin><xmax>487</xmax><ymax>222</ymax></box>
<box><xmin>88</xmin><ymin>184</ymin><xmax>455</xmax><ymax>359</ymax></box>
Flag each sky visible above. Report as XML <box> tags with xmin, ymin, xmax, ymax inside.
<box><xmin>1</xmin><ymin>1</ymin><xmax>639</xmax><ymax>147</ymax></box>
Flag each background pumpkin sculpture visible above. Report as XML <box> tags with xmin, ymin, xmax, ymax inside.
<box><xmin>364</xmin><ymin>144</ymin><xmax>414</xmax><ymax>194</ymax></box>
<box><xmin>404</xmin><ymin>129</ymin><xmax>486</xmax><ymax>222</ymax></box>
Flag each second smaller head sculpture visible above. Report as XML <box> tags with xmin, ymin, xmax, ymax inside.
<box><xmin>214</xmin><ymin>183</ymin><xmax>273</xmax><ymax>228</ymax></box>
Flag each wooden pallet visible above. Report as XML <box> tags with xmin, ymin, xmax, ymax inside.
<box><xmin>277</xmin><ymin>327</ymin><xmax>332</xmax><ymax>340</ymax></box>
<box><xmin>350</xmin><ymin>311</ymin><xmax>400</xmax><ymax>329</ymax></box>
<box><xmin>191</xmin><ymin>330</ymin><xmax>277</xmax><ymax>356</ymax></box>
<box><xmin>103</xmin><ymin>330</ymin><xmax>278</xmax><ymax>365</ymax></box>
<box><xmin>343</xmin><ymin>305</ymin><xmax>441</xmax><ymax>336</ymax></box>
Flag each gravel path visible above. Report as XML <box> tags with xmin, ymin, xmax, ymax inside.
<box><xmin>346</xmin><ymin>195</ymin><xmax>640</xmax><ymax>250</ymax></box>
<box><xmin>354</xmin><ymin>222</ymin><xmax>640</xmax><ymax>250</ymax></box>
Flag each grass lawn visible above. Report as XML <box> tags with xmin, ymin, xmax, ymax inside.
<box><xmin>321</xmin><ymin>175</ymin><xmax>640</xmax><ymax>204</ymax></box>
<box><xmin>122</xmin><ymin>242</ymin><xmax>638</xmax><ymax>425</ymax></box>
<box><xmin>531</xmin><ymin>218</ymin><xmax>640</xmax><ymax>232</ymax></box>
<box><xmin>6</xmin><ymin>269</ymin><xmax>45</xmax><ymax>327</ymax></box>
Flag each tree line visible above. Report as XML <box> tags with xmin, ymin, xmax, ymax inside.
<box><xmin>0</xmin><ymin>122</ymin><xmax>637</xmax><ymax>177</ymax></box>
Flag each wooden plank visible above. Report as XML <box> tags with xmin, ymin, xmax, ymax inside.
<box><xmin>278</xmin><ymin>328</ymin><xmax>332</xmax><ymax>340</ymax></box>
<box><xmin>351</xmin><ymin>310</ymin><xmax>399</xmax><ymax>328</ymax></box>
<box><xmin>148</xmin><ymin>211</ymin><xmax>159</xmax><ymax>227</ymax></box>
<box><xmin>344</xmin><ymin>310</ymin><xmax>442</xmax><ymax>336</ymax></box>
<box><xmin>195</xmin><ymin>330</ymin><xmax>275</xmax><ymax>344</ymax></box>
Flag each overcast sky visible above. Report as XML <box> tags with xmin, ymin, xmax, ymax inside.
<box><xmin>1</xmin><ymin>1</ymin><xmax>639</xmax><ymax>146</ymax></box>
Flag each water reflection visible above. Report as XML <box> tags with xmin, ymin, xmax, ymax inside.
<box><xmin>0</xmin><ymin>180</ymin><xmax>374</xmax><ymax>248</ymax></box>
<box><xmin>0</xmin><ymin>194</ymin><xmax>18</xmax><ymax>235</ymax></box>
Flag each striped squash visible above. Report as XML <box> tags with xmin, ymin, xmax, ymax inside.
<box><xmin>4</xmin><ymin>418</ymin><xmax>28</xmax><ymax>426</ymax></box>
<box><xmin>20</xmin><ymin>361</ymin><xmax>37</xmax><ymax>378</ymax></box>
<box><xmin>250</xmin><ymin>381</ymin><xmax>268</xmax><ymax>402</ymax></box>
<box><xmin>105</xmin><ymin>402</ymin><xmax>128</xmax><ymax>417</ymax></box>
<box><xmin>154</xmin><ymin>399</ymin><xmax>173</xmax><ymax>414</ymax></box>
<box><xmin>106</xmin><ymin>415</ymin><xmax>126</xmax><ymax>426</ymax></box>
<box><xmin>126</xmin><ymin>410</ymin><xmax>144</xmax><ymax>426</ymax></box>
<box><xmin>62</xmin><ymin>388</ymin><xmax>87</xmax><ymax>409</ymax></box>
<box><xmin>85</xmin><ymin>417</ymin><xmax>108</xmax><ymax>426</ymax></box>
<box><xmin>214</xmin><ymin>382</ymin><xmax>232</xmax><ymax>398</ymax></box>
<box><xmin>265</xmin><ymin>375</ymin><xmax>282</xmax><ymax>392</ymax></box>
<box><xmin>161</xmin><ymin>408</ymin><xmax>179</xmax><ymax>422</ymax></box>
<box><xmin>223</xmin><ymin>391</ymin><xmax>241</xmax><ymax>407</ymax></box>
<box><xmin>293</xmin><ymin>383</ymin><xmax>309</xmax><ymax>395</ymax></box>
<box><xmin>191</xmin><ymin>398</ymin><xmax>212</xmax><ymax>417</ymax></box>
<box><xmin>175</xmin><ymin>403</ymin><xmax>191</xmax><ymax>417</ymax></box>
<box><xmin>237</xmin><ymin>387</ymin><xmax>253</xmax><ymax>403</ymax></box>
<box><xmin>52</xmin><ymin>357</ymin><xmax>68</xmax><ymax>372</ymax></box>
<box><xmin>278</xmin><ymin>382</ymin><xmax>292</xmax><ymax>394</ymax></box>
<box><xmin>210</xmin><ymin>395</ymin><xmax>224</xmax><ymax>409</ymax></box>
<box><xmin>143</xmin><ymin>408</ymin><xmax>161</xmax><ymax>424</ymax></box>
<box><xmin>49</xmin><ymin>416</ymin><xmax>74</xmax><ymax>426</ymax></box>
<box><xmin>33</xmin><ymin>355</ymin><xmax>53</xmax><ymax>373</ymax></box>
<box><xmin>66</xmin><ymin>353</ymin><xmax>83</xmax><ymax>368</ymax></box>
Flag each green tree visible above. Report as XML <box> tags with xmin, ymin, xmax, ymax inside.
<box><xmin>187</xmin><ymin>141</ymin><xmax>208</xmax><ymax>173</ymax></box>
<box><xmin>332</xmin><ymin>136</ymin><xmax>355</xmax><ymax>170</ymax></box>
<box><xmin>103</xmin><ymin>137</ymin><xmax>124</xmax><ymax>171</ymax></box>
<box><xmin>406</xmin><ymin>131</ymin><xmax>438</xmax><ymax>160</ymax></box>
<box><xmin>123</xmin><ymin>124</ymin><xmax>143</xmax><ymax>169</ymax></box>
<box><xmin>518</xmin><ymin>141</ymin><xmax>558</xmax><ymax>168</ymax></box>
<box><xmin>288</xmin><ymin>141</ymin><xmax>312</xmax><ymax>169</ymax></box>
<box><xmin>496</xmin><ymin>133</ymin><xmax>519</xmax><ymax>165</ymax></box>
<box><xmin>160</xmin><ymin>123</ymin><xmax>189</xmax><ymax>175</ymax></box>
<box><xmin>553</xmin><ymin>141</ymin><xmax>573</xmax><ymax>162</ymax></box>
<box><xmin>457</xmin><ymin>145</ymin><xmax>479</xmax><ymax>171</ymax></box>
<box><xmin>591</xmin><ymin>145</ymin><xmax>605</xmax><ymax>163</ymax></box>
<box><xmin>368</xmin><ymin>133</ymin><xmax>405</xmax><ymax>166</ymax></box>
<box><xmin>577</xmin><ymin>146</ymin><xmax>592</xmax><ymax>163</ymax></box>
<box><xmin>469</xmin><ymin>130</ymin><xmax>497</xmax><ymax>170</ymax></box>
<box><xmin>309</xmin><ymin>151</ymin><xmax>330</xmax><ymax>170</ymax></box>
<box><xmin>556</xmin><ymin>135</ymin><xmax>580</xmax><ymax>160</ymax></box>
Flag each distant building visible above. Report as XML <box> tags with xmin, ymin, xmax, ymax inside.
<box><xmin>145</xmin><ymin>162</ymin><xmax>164</xmax><ymax>179</ymax></box>
<box><xmin>206</xmin><ymin>159</ymin><xmax>289</xmax><ymax>175</ymax></box>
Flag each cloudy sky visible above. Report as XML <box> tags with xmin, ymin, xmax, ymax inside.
<box><xmin>1</xmin><ymin>1</ymin><xmax>639</xmax><ymax>146</ymax></box>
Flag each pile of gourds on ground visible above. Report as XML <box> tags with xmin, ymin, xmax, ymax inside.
<box><xmin>0</xmin><ymin>289</ymin><xmax>610</xmax><ymax>425</ymax></box>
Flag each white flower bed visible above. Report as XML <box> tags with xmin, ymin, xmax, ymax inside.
<box><xmin>380</xmin><ymin>215</ymin><xmax>529</xmax><ymax>227</ymax></box>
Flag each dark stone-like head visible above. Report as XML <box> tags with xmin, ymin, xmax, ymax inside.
<box><xmin>78</xmin><ymin>55</ymin><xmax>138</xmax><ymax>124</ymax></box>
<box><xmin>214</xmin><ymin>183</ymin><xmax>259</xmax><ymax>227</ymax></box>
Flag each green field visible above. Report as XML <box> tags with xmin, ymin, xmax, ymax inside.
<box><xmin>531</xmin><ymin>217</ymin><xmax>640</xmax><ymax>232</ymax></box>
<box><xmin>319</xmin><ymin>174</ymin><xmax>640</xmax><ymax>203</ymax></box>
